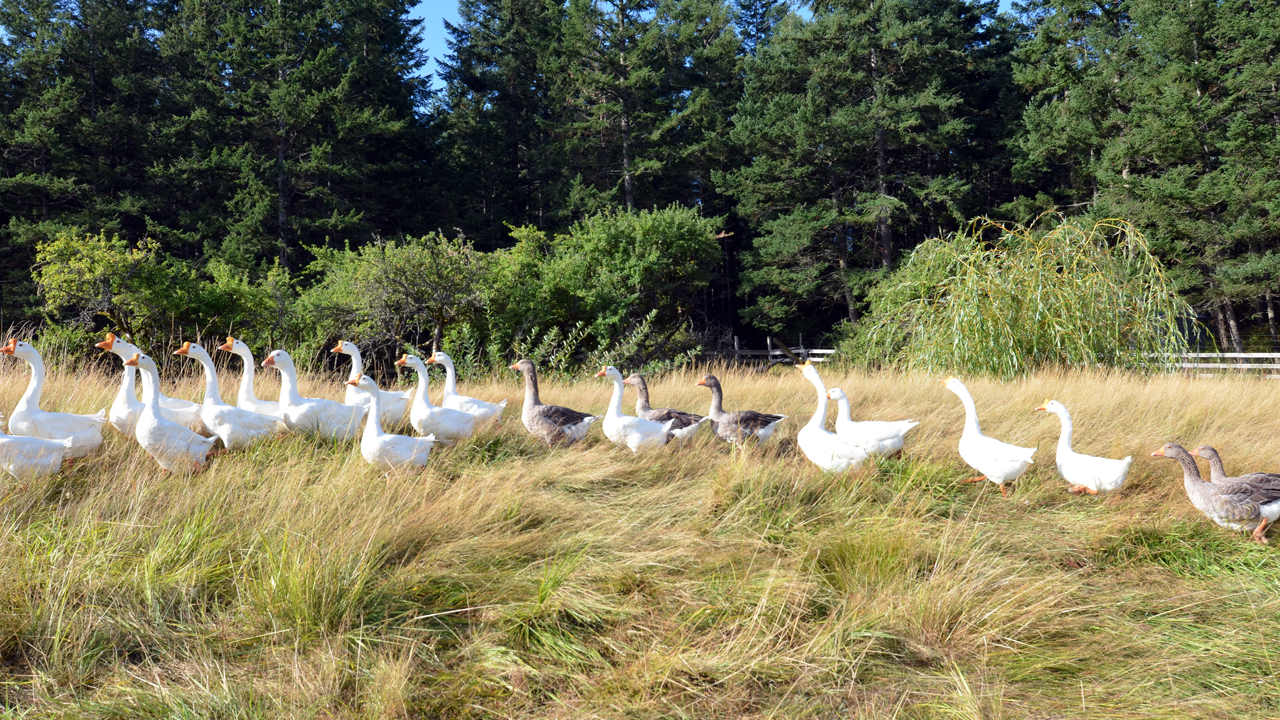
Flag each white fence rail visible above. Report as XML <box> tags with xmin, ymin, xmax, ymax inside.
<box><xmin>732</xmin><ymin>336</ymin><xmax>836</xmax><ymax>364</ymax></box>
<box><xmin>1161</xmin><ymin>353</ymin><xmax>1280</xmax><ymax>373</ymax></box>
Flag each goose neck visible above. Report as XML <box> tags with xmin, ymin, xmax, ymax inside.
<box><xmin>1177</xmin><ymin>453</ymin><xmax>1206</xmax><ymax>489</ymax></box>
<box><xmin>440</xmin><ymin>357</ymin><xmax>459</xmax><ymax>396</ymax></box>
<box><xmin>236</xmin><ymin>350</ymin><xmax>257</xmax><ymax>403</ymax></box>
<box><xmin>362</xmin><ymin>388</ymin><xmax>385</xmax><ymax>440</ymax></box>
<box><xmin>953</xmin><ymin>386</ymin><xmax>981</xmax><ymax>437</ymax></box>
<box><xmin>835</xmin><ymin>395</ymin><xmax>851</xmax><ymax>423</ymax></box>
<box><xmin>634</xmin><ymin>380</ymin><xmax>651</xmax><ymax>414</ymax></box>
<box><xmin>115</xmin><ymin>365</ymin><xmax>137</xmax><ymax>406</ymax></box>
<box><xmin>1053</xmin><ymin>409</ymin><xmax>1074</xmax><ymax>456</ymax></box>
<box><xmin>707</xmin><ymin>384</ymin><xmax>724</xmax><ymax>418</ymax></box>
<box><xmin>522</xmin><ymin>368</ymin><xmax>541</xmax><ymax>407</ymax></box>
<box><xmin>805</xmin><ymin>372</ymin><xmax>828</xmax><ymax>430</ymax></box>
<box><xmin>607</xmin><ymin>377</ymin><xmax>625</xmax><ymax>418</ymax></box>
<box><xmin>277</xmin><ymin>363</ymin><xmax>305</xmax><ymax>406</ymax></box>
<box><xmin>17</xmin><ymin>352</ymin><xmax>45</xmax><ymax>410</ymax></box>
<box><xmin>138</xmin><ymin>365</ymin><xmax>162</xmax><ymax>412</ymax></box>
<box><xmin>346</xmin><ymin>348</ymin><xmax>363</xmax><ymax>381</ymax></box>
<box><xmin>194</xmin><ymin>352</ymin><xmax>226</xmax><ymax>406</ymax></box>
<box><xmin>1207</xmin><ymin>454</ymin><xmax>1227</xmax><ymax>482</ymax></box>
<box><xmin>411</xmin><ymin>360</ymin><xmax>434</xmax><ymax>409</ymax></box>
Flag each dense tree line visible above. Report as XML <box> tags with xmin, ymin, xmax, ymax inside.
<box><xmin>2</xmin><ymin>0</ymin><xmax>1279</xmax><ymax>356</ymax></box>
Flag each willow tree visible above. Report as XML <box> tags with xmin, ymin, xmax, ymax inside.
<box><xmin>847</xmin><ymin>217</ymin><xmax>1194</xmax><ymax>377</ymax></box>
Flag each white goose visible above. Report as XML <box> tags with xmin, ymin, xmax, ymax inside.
<box><xmin>216</xmin><ymin>336</ymin><xmax>283</xmax><ymax>418</ymax></box>
<box><xmin>826</xmin><ymin>387</ymin><xmax>919</xmax><ymax>456</ymax></box>
<box><xmin>262</xmin><ymin>349</ymin><xmax>367</xmax><ymax>441</ymax></box>
<box><xmin>595</xmin><ymin>366</ymin><xmax>676</xmax><ymax>453</ymax></box>
<box><xmin>95</xmin><ymin>332</ymin><xmax>205</xmax><ymax>435</ymax></box>
<box><xmin>1035</xmin><ymin>399</ymin><xmax>1131</xmax><ymax>495</ymax></box>
<box><xmin>174</xmin><ymin>341</ymin><xmax>287</xmax><ymax>449</ymax></box>
<box><xmin>430</xmin><ymin>351</ymin><xmax>507</xmax><ymax>422</ymax></box>
<box><xmin>395</xmin><ymin>354</ymin><xmax>476</xmax><ymax>445</ymax></box>
<box><xmin>940</xmin><ymin>377</ymin><xmax>1035</xmax><ymax>497</ymax></box>
<box><xmin>0</xmin><ymin>412</ymin><xmax>74</xmax><ymax>481</ymax></box>
<box><xmin>126</xmin><ymin>353</ymin><xmax>216</xmax><ymax>472</ymax></box>
<box><xmin>796</xmin><ymin>362</ymin><xmax>868</xmax><ymax>472</ymax></box>
<box><xmin>332</xmin><ymin>340</ymin><xmax>411</xmax><ymax>425</ymax></box>
<box><xmin>1</xmin><ymin>338</ymin><xmax>105</xmax><ymax>458</ymax></box>
<box><xmin>347</xmin><ymin>375</ymin><xmax>436</xmax><ymax>469</ymax></box>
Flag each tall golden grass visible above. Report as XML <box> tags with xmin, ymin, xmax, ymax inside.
<box><xmin>0</xmin><ymin>359</ymin><xmax>1278</xmax><ymax>717</ymax></box>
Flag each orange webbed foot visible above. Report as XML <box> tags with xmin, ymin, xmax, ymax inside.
<box><xmin>960</xmin><ymin>475</ymin><xmax>988</xmax><ymax>484</ymax></box>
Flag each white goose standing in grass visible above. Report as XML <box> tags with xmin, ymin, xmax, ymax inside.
<box><xmin>595</xmin><ymin>366</ymin><xmax>677</xmax><ymax>453</ymax></box>
<box><xmin>262</xmin><ymin>350</ymin><xmax>367</xmax><ymax>441</ymax></box>
<box><xmin>0</xmin><ymin>411</ymin><xmax>74</xmax><ymax>481</ymax></box>
<box><xmin>430</xmin><ymin>351</ymin><xmax>507</xmax><ymax>422</ymax></box>
<box><xmin>1035</xmin><ymin>399</ymin><xmax>1130</xmax><ymax>495</ymax></box>
<box><xmin>96</xmin><ymin>333</ymin><xmax>206</xmax><ymax>435</ymax></box>
<box><xmin>174</xmin><ymin>341</ymin><xmax>287</xmax><ymax>449</ymax></box>
<box><xmin>332</xmin><ymin>340</ymin><xmax>412</xmax><ymax>425</ymax></box>
<box><xmin>347</xmin><ymin>375</ymin><xmax>436</xmax><ymax>469</ymax></box>
<box><xmin>940</xmin><ymin>377</ymin><xmax>1035</xmax><ymax>498</ymax></box>
<box><xmin>126</xmin><ymin>353</ymin><xmax>216</xmax><ymax>472</ymax></box>
<box><xmin>796</xmin><ymin>362</ymin><xmax>868</xmax><ymax>472</ymax></box>
<box><xmin>395</xmin><ymin>354</ymin><xmax>475</xmax><ymax>445</ymax></box>
<box><xmin>217</xmin><ymin>336</ymin><xmax>282</xmax><ymax>418</ymax></box>
<box><xmin>1</xmin><ymin>338</ymin><xmax>105</xmax><ymax>458</ymax></box>
<box><xmin>826</xmin><ymin>387</ymin><xmax>918</xmax><ymax>456</ymax></box>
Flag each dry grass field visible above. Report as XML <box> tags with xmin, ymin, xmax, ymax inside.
<box><xmin>1</xmin><ymin>358</ymin><xmax>1280</xmax><ymax>718</ymax></box>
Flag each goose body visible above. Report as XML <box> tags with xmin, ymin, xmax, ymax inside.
<box><xmin>696</xmin><ymin>374</ymin><xmax>785</xmax><ymax>446</ymax></box>
<box><xmin>510</xmin><ymin>359</ymin><xmax>597</xmax><ymax>446</ymax></box>
<box><xmin>95</xmin><ymin>333</ymin><xmax>206</xmax><ymax>435</ymax></box>
<box><xmin>127</xmin><ymin>353</ymin><xmax>216</xmax><ymax>472</ymax></box>
<box><xmin>0</xmin><ymin>413</ymin><xmax>74</xmax><ymax>481</ymax></box>
<box><xmin>431</xmin><ymin>351</ymin><xmax>507</xmax><ymax>422</ymax></box>
<box><xmin>217</xmin><ymin>336</ymin><xmax>283</xmax><ymax>418</ymax></box>
<box><xmin>596</xmin><ymin>366</ymin><xmax>676</xmax><ymax>453</ymax></box>
<box><xmin>1</xmin><ymin>339</ymin><xmax>105</xmax><ymax>458</ymax></box>
<box><xmin>396</xmin><ymin>354</ymin><xmax>476</xmax><ymax>445</ymax></box>
<box><xmin>333</xmin><ymin>341</ymin><xmax>411</xmax><ymax>425</ymax></box>
<box><xmin>1153</xmin><ymin>443</ymin><xmax>1280</xmax><ymax>542</ymax></box>
<box><xmin>262</xmin><ymin>350</ymin><xmax>367</xmax><ymax>441</ymax></box>
<box><xmin>348</xmin><ymin>376</ymin><xmax>436</xmax><ymax>469</ymax></box>
<box><xmin>940</xmin><ymin>377</ymin><xmax>1035</xmax><ymax>497</ymax></box>
<box><xmin>827</xmin><ymin>388</ymin><xmax>918</xmax><ymax>456</ymax></box>
<box><xmin>625</xmin><ymin>373</ymin><xmax>707</xmax><ymax>442</ymax></box>
<box><xmin>1190</xmin><ymin>445</ymin><xmax>1280</xmax><ymax>487</ymax></box>
<box><xmin>1036</xmin><ymin>400</ymin><xmax>1130</xmax><ymax>495</ymax></box>
<box><xmin>175</xmin><ymin>342</ymin><xmax>287</xmax><ymax>449</ymax></box>
<box><xmin>797</xmin><ymin>364</ymin><xmax>868</xmax><ymax>472</ymax></box>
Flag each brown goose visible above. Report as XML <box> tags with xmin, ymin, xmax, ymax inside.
<box><xmin>509</xmin><ymin>359</ymin><xmax>598</xmax><ymax>446</ymax></box>
<box><xmin>1190</xmin><ymin>445</ymin><xmax>1280</xmax><ymax>486</ymax></box>
<box><xmin>623</xmin><ymin>373</ymin><xmax>707</xmax><ymax>442</ymax></box>
<box><xmin>1152</xmin><ymin>443</ymin><xmax>1280</xmax><ymax>543</ymax></box>
<box><xmin>695</xmin><ymin>374</ymin><xmax>785</xmax><ymax>446</ymax></box>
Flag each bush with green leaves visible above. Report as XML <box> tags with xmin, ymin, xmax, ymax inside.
<box><xmin>843</xmin><ymin>218</ymin><xmax>1194</xmax><ymax>377</ymax></box>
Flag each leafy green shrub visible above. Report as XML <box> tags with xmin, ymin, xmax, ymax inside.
<box><xmin>843</xmin><ymin>217</ymin><xmax>1194</xmax><ymax>377</ymax></box>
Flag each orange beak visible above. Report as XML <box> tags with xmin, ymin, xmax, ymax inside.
<box><xmin>95</xmin><ymin>333</ymin><xmax>116</xmax><ymax>350</ymax></box>
<box><xmin>509</xmin><ymin>363</ymin><xmax>520</xmax><ymax>371</ymax></box>
<box><xmin>330</xmin><ymin>341</ymin><xmax>345</xmax><ymax>353</ymax></box>
<box><xmin>217</xmin><ymin>335</ymin><xmax>235</xmax><ymax>352</ymax></box>
<box><xmin>123</xmin><ymin>353</ymin><xmax>140</xmax><ymax>367</ymax></box>
<box><xmin>1188</xmin><ymin>448</ymin><xmax>1200</xmax><ymax>457</ymax></box>
<box><xmin>622</xmin><ymin>377</ymin><xmax>636</xmax><ymax>385</ymax></box>
<box><xmin>426</xmin><ymin>354</ymin><xmax>438</xmax><ymax>365</ymax></box>
<box><xmin>262</xmin><ymin>355</ymin><xmax>276</xmax><ymax>368</ymax></box>
<box><xmin>1151</xmin><ymin>447</ymin><xmax>1167</xmax><ymax>457</ymax></box>
<box><xmin>0</xmin><ymin>338</ymin><xmax>16</xmax><ymax>355</ymax></box>
<box><xmin>394</xmin><ymin>354</ymin><xmax>409</xmax><ymax>367</ymax></box>
<box><xmin>695</xmin><ymin>378</ymin><xmax>706</xmax><ymax>387</ymax></box>
<box><xmin>174</xmin><ymin>341</ymin><xmax>192</xmax><ymax>356</ymax></box>
<box><xmin>593</xmin><ymin>366</ymin><xmax>608</xmax><ymax>378</ymax></box>
<box><xmin>345</xmin><ymin>378</ymin><xmax>360</xmax><ymax>387</ymax></box>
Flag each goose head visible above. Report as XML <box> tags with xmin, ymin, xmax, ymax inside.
<box><xmin>695</xmin><ymin>374</ymin><xmax>720</xmax><ymax>390</ymax></box>
<box><xmin>428</xmin><ymin>351</ymin><xmax>454</xmax><ymax>366</ymax></box>
<box><xmin>123</xmin><ymin>352</ymin><xmax>159</xmax><ymax>373</ymax></box>
<box><xmin>1</xmin><ymin>339</ymin><xmax>37</xmax><ymax>362</ymax></box>
<box><xmin>1189</xmin><ymin>445</ymin><xmax>1220</xmax><ymax>461</ymax></box>
<box><xmin>1034</xmin><ymin>399</ymin><xmax>1066</xmax><ymax>414</ymax></box>
<box><xmin>94</xmin><ymin>332</ymin><xmax>117</xmax><ymax>351</ymax></box>
<box><xmin>826</xmin><ymin>388</ymin><xmax>847</xmax><ymax>402</ymax></box>
<box><xmin>622</xmin><ymin>373</ymin><xmax>645</xmax><ymax>387</ymax></box>
<box><xmin>1151</xmin><ymin>442</ymin><xmax>1191</xmax><ymax>459</ymax></box>
<box><xmin>395</xmin><ymin>353</ymin><xmax>426</xmax><ymax>372</ymax></box>
<box><xmin>509</xmin><ymin>358</ymin><xmax>535</xmax><ymax>375</ymax></box>
<box><xmin>217</xmin><ymin>335</ymin><xmax>246</xmax><ymax>354</ymax></box>
<box><xmin>331</xmin><ymin>340</ymin><xmax>357</xmax><ymax>356</ymax></box>
<box><xmin>345</xmin><ymin>374</ymin><xmax>379</xmax><ymax>396</ymax></box>
<box><xmin>173</xmin><ymin>341</ymin><xmax>211</xmax><ymax>362</ymax></box>
<box><xmin>938</xmin><ymin>377</ymin><xmax>968</xmax><ymax>396</ymax></box>
<box><xmin>593</xmin><ymin>365</ymin><xmax>623</xmax><ymax>381</ymax></box>
<box><xmin>262</xmin><ymin>350</ymin><xmax>295</xmax><ymax>371</ymax></box>
<box><xmin>795</xmin><ymin>360</ymin><xmax>820</xmax><ymax>381</ymax></box>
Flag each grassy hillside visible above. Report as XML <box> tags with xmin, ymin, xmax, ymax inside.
<box><xmin>1</xmin><ymin>362</ymin><xmax>1279</xmax><ymax>718</ymax></box>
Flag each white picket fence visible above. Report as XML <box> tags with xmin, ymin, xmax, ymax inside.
<box><xmin>732</xmin><ymin>337</ymin><xmax>835</xmax><ymax>364</ymax></box>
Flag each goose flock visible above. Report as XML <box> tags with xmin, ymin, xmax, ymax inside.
<box><xmin>0</xmin><ymin>335</ymin><xmax>1278</xmax><ymax>543</ymax></box>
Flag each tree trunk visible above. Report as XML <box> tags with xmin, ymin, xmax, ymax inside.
<box><xmin>621</xmin><ymin>111</ymin><xmax>634</xmax><ymax>212</ymax></box>
<box><xmin>1266</xmin><ymin>290</ymin><xmax>1278</xmax><ymax>349</ymax></box>
<box><xmin>1213</xmin><ymin>302</ymin><xmax>1229</xmax><ymax>352</ymax></box>
<box><xmin>869</xmin><ymin>46</ymin><xmax>892</xmax><ymax>267</ymax></box>
<box><xmin>432</xmin><ymin>325</ymin><xmax>443</xmax><ymax>354</ymax></box>
<box><xmin>1223</xmin><ymin>300</ymin><xmax>1245</xmax><ymax>353</ymax></box>
<box><xmin>835</xmin><ymin>226</ymin><xmax>859</xmax><ymax>324</ymax></box>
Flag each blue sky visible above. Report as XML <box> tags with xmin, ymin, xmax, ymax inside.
<box><xmin>413</xmin><ymin>1</ymin><xmax>1015</xmax><ymax>89</ymax></box>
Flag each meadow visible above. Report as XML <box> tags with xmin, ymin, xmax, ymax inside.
<box><xmin>1</xmin><ymin>360</ymin><xmax>1279</xmax><ymax>718</ymax></box>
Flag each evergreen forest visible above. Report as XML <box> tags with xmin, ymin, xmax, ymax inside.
<box><xmin>3</xmin><ymin>0</ymin><xmax>1278</xmax><ymax>368</ymax></box>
